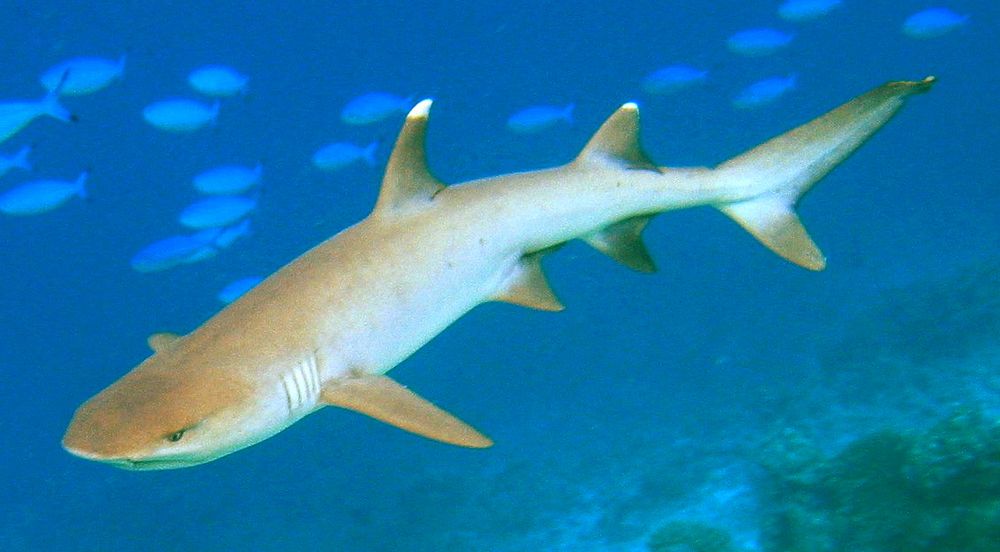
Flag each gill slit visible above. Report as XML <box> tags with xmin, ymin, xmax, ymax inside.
<box><xmin>282</xmin><ymin>352</ymin><xmax>322</xmax><ymax>418</ymax></box>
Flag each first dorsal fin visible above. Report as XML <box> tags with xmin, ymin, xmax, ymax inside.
<box><xmin>147</xmin><ymin>332</ymin><xmax>181</xmax><ymax>353</ymax></box>
<box><xmin>373</xmin><ymin>99</ymin><xmax>445</xmax><ymax>216</ymax></box>
<box><xmin>321</xmin><ymin>373</ymin><xmax>493</xmax><ymax>448</ymax></box>
<box><xmin>575</xmin><ymin>102</ymin><xmax>660</xmax><ymax>172</ymax></box>
<box><xmin>492</xmin><ymin>253</ymin><xmax>565</xmax><ymax>311</ymax></box>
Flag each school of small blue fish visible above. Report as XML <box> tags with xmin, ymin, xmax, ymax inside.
<box><xmin>312</xmin><ymin>141</ymin><xmax>379</xmax><ymax>171</ymax></box>
<box><xmin>0</xmin><ymin>4</ymin><xmax>970</xmax><ymax>306</ymax></box>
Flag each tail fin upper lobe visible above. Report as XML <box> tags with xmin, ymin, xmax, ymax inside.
<box><xmin>712</xmin><ymin>77</ymin><xmax>935</xmax><ymax>270</ymax></box>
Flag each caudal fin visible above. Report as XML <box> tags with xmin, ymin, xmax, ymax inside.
<box><xmin>712</xmin><ymin>77</ymin><xmax>935</xmax><ymax>270</ymax></box>
<box><xmin>73</xmin><ymin>171</ymin><xmax>89</xmax><ymax>199</ymax></box>
<box><xmin>42</xmin><ymin>70</ymin><xmax>74</xmax><ymax>122</ymax></box>
<box><xmin>11</xmin><ymin>145</ymin><xmax>32</xmax><ymax>171</ymax></box>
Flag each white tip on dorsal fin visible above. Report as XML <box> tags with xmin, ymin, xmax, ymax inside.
<box><xmin>373</xmin><ymin>99</ymin><xmax>445</xmax><ymax>216</ymax></box>
<box><xmin>321</xmin><ymin>373</ymin><xmax>493</xmax><ymax>448</ymax></box>
<box><xmin>147</xmin><ymin>332</ymin><xmax>182</xmax><ymax>353</ymax></box>
<box><xmin>575</xmin><ymin>102</ymin><xmax>660</xmax><ymax>172</ymax></box>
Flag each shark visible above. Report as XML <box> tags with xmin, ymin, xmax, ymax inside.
<box><xmin>63</xmin><ymin>77</ymin><xmax>934</xmax><ymax>470</ymax></box>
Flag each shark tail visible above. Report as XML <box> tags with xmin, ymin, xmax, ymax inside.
<box><xmin>577</xmin><ymin>77</ymin><xmax>935</xmax><ymax>272</ymax></box>
<box><xmin>710</xmin><ymin>77</ymin><xmax>936</xmax><ymax>270</ymax></box>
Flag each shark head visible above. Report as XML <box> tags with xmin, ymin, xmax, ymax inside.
<box><xmin>62</xmin><ymin>354</ymin><xmax>278</xmax><ymax>470</ymax></box>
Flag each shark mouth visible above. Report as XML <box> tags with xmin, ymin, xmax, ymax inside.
<box><xmin>63</xmin><ymin>444</ymin><xmax>205</xmax><ymax>470</ymax></box>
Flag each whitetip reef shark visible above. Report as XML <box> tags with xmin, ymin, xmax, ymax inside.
<box><xmin>63</xmin><ymin>77</ymin><xmax>935</xmax><ymax>470</ymax></box>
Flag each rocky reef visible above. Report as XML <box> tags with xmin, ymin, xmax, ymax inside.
<box><xmin>756</xmin><ymin>406</ymin><xmax>1000</xmax><ymax>552</ymax></box>
<box><xmin>826</xmin><ymin>260</ymin><xmax>1000</xmax><ymax>368</ymax></box>
<box><xmin>647</xmin><ymin>520</ymin><xmax>736</xmax><ymax>552</ymax></box>
<box><xmin>644</xmin><ymin>405</ymin><xmax>1000</xmax><ymax>552</ymax></box>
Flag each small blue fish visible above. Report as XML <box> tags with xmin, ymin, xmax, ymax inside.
<box><xmin>217</xmin><ymin>276</ymin><xmax>263</xmax><ymax>304</ymax></box>
<box><xmin>129</xmin><ymin>218</ymin><xmax>250</xmax><ymax>273</ymax></box>
<box><xmin>193</xmin><ymin>164</ymin><xmax>262</xmax><ymax>195</ymax></box>
<box><xmin>188</xmin><ymin>65</ymin><xmax>249</xmax><ymax>97</ymax></box>
<box><xmin>732</xmin><ymin>75</ymin><xmax>798</xmax><ymax>109</ymax></box>
<box><xmin>178</xmin><ymin>195</ymin><xmax>257</xmax><ymax>229</ymax></box>
<box><xmin>726</xmin><ymin>28</ymin><xmax>795</xmax><ymax>56</ymax></box>
<box><xmin>340</xmin><ymin>92</ymin><xmax>412</xmax><ymax>125</ymax></box>
<box><xmin>143</xmin><ymin>98</ymin><xmax>219</xmax><ymax>133</ymax></box>
<box><xmin>506</xmin><ymin>104</ymin><xmax>575</xmax><ymax>134</ymax></box>
<box><xmin>40</xmin><ymin>55</ymin><xmax>126</xmax><ymax>96</ymax></box>
<box><xmin>778</xmin><ymin>0</ymin><xmax>841</xmax><ymax>22</ymax></box>
<box><xmin>0</xmin><ymin>171</ymin><xmax>87</xmax><ymax>216</ymax></box>
<box><xmin>0</xmin><ymin>145</ymin><xmax>32</xmax><ymax>178</ymax></box>
<box><xmin>0</xmin><ymin>86</ymin><xmax>72</xmax><ymax>145</ymax></box>
<box><xmin>214</xmin><ymin>219</ymin><xmax>252</xmax><ymax>248</ymax></box>
<box><xmin>902</xmin><ymin>8</ymin><xmax>969</xmax><ymax>39</ymax></box>
<box><xmin>312</xmin><ymin>141</ymin><xmax>378</xmax><ymax>171</ymax></box>
<box><xmin>130</xmin><ymin>229</ymin><xmax>221</xmax><ymax>273</ymax></box>
<box><xmin>642</xmin><ymin>65</ymin><xmax>708</xmax><ymax>95</ymax></box>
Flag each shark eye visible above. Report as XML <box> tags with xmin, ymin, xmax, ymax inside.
<box><xmin>167</xmin><ymin>430</ymin><xmax>186</xmax><ymax>443</ymax></box>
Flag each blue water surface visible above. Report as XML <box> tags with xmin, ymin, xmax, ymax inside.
<box><xmin>1</xmin><ymin>1</ymin><xmax>997</xmax><ymax>550</ymax></box>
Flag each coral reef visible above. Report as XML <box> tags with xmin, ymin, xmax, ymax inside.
<box><xmin>757</xmin><ymin>406</ymin><xmax>1000</xmax><ymax>551</ymax></box>
<box><xmin>826</xmin><ymin>260</ymin><xmax>1000</xmax><ymax>368</ymax></box>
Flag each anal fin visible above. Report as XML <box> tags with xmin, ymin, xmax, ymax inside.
<box><xmin>492</xmin><ymin>253</ymin><xmax>565</xmax><ymax>311</ymax></box>
<box><xmin>583</xmin><ymin>215</ymin><xmax>657</xmax><ymax>273</ymax></box>
<box><xmin>321</xmin><ymin>374</ymin><xmax>493</xmax><ymax>448</ymax></box>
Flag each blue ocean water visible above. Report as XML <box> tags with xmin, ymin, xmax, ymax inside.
<box><xmin>1</xmin><ymin>1</ymin><xmax>997</xmax><ymax>550</ymax></box>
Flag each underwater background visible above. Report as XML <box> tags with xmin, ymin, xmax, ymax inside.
<box><xmin>1</xmin><ymin>1</ymin><xmax>997</xmax><ymax>550</ymax></box>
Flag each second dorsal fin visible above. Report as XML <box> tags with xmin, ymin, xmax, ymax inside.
<box><xmin>575</xmin><ymin>102</ymin><xmax>660</xmax><ymax>172</ymax></box>
<box><xmin>373</xmin><ymin>99</ymin><xmax>445</xmax><ymax>216</ymax></box>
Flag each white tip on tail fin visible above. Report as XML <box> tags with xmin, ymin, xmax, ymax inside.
<box><xmin>713</xmin><ymin>76</ymin><xmax>935</xmax><ymax>270</ymax></box>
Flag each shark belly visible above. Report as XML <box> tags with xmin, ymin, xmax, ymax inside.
<box><xmin>304</xmin><ymin>168</ymin><xmax>673</xmax><ymax>378</ymax></box>
<box><xmin>300</xmin><ymin>210</ymin><xmax>524</xmax><ymax>379</ymax></box>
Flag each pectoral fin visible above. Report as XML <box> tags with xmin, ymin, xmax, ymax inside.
<box><xmin>321</xmin><ymin>374</ymin><xmax>493</xmax><ymax>448</ymax></box>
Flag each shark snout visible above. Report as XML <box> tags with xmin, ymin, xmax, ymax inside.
<box><xmin>61</xmin><ymin>417</ymin><xmax>109</xmax><ymax>462</ymax></box>
<box><xmin>61</xmin><ymin>395</ymin><xmax>135</xmax><ymax>464</ymax></box>
<box><xmin>62</xmin><ymin>439</ymin><xmax>108</xmax><ymax>462</ymax></box>
<box><xmin>63</xmin><ymin>428</ymin><xmax>153</xmax><ymax>469</ymax></box>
